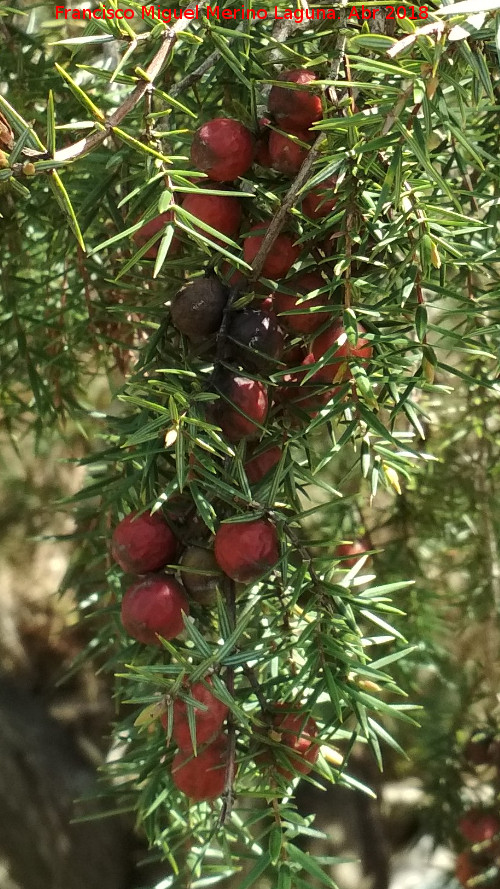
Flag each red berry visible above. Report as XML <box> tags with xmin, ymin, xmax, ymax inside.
<box><xmin>275</xmin><ymin>353</ymin><xmax>339</xmax><ymax>419</ymax></box>
<box><xmin>244</xmin><ymin>445</ymin><xmax>282</xmax><ymax>484</ymax></box>
<box><xmin>182</xmin><ymin>192</ymin><xmax>242</xmax><ymax>246</ymax></box>
<box><xmin>243</xmin><ymin>224</ymin><xmax>300</xmax><ymax>280</ymax></box>
<box><xmin>268</xmin><ymin>69</ymin><xmax>322</xmax><ymax>131</ymax></box>
<box><xmin>286</xmin><ymin>387</ymin><xmax>337</xmax><ymax>418</ymax></box>
<box><xmin>259</xmin><ymin>704</ymin><xmax>319</xmax><ymax>779</ymax></box>
<box><xmin>111</xmin><ymin>510</ymin><xmax>178</xmax><ymax>573</ymax></box>
<box><xmin>212</xmin><ymin>373</ymin><xmax>268</xmax><ymax>442</ymax></box>
<box><xmin>455</xmin><ymin>852</ymin><xmax>480</xmax><ymax>887</ymax></box>
<box><xmin>302</xmin><ymin>175</ymin><xmax>337</xmax><ymax>219</ymax></box>
<box><xmin>282</xmin><ymin>343</ymin><xmax>308</xmax><ymax>367</ymax></box>
<box><xmin>214</xmin><ymin>518</ymin><xmax>279</xmax><ymax>583</ymax></box>
<box><xmin>190</xmin><ymin>118</ymin><xmax>254</xmax><ymax>182</ymax></box>
<box><xmin>171</xmin><ymin>736</ymin><xmax>228</xmax><ymax>801</ymax></box>
<box><xmin>220</xmin><ymin>261</ymin><xmax>245</xmax><ymax>288</ymax></box>
<box><xmin>335</xmin><ymin>539</ymin><xmax>370</xmax><ymax>568</ymax></box>
<box><xmin>121</xmin><ymin>575</ymin><xmax>189</xmax><ymax>645</ymax></box>
<box><xmin>165</xmin><ymin>678</ymin><xmax>228</xmax><ymax>750</ymax></box>
<box><xmin>272</xmin><ymin>271</ymin><xmax>331</xmax><ymax>335</ymax></box>
<box><xmin>459</xmin><ymin>810</ymin><xmax>500</xmax><ymax>853</ymax></box>
<box><xmin>268</xmin><ymin>129</ymin><xmax>310</xmax><ymax>176</ymax></box>
<box><xmin>132</xmin><ymin>212</ymin><xmax>178</xmax><ymax>259</ymax></box>
<box><xmin>311</xmin><ymin>321</ymin><xmax>372</xmax><ymax>383</ymax></box>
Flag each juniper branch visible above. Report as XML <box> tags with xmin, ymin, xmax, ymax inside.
<box><xmin>249</xmin><ymin>19</ymin><xmax>348</xmax><ymax>281</ymax></box>
<box><xmin>49</xmin><ymin>1</ymin><xmax>204</xmax><ymax>167</ymax></box>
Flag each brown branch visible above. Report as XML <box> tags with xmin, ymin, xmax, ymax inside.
<box><xmin>283</xmin><ymin>521</ymin><xmax>362</xmax><ymax>638</ymax></box>
<box><xmin>269</xmin><ymin>10</ymin><xmax>312</xmax><ymax>64</ymax></box>
<box><xmin>249</xmin><ymin>130</ymin><xmax>326</xmax><ymax>282</ymax></box>
<box><xmin>381</xmin><ymin>84</ymin><xmax>414</xmax><ymax>137</ymax></box>
<box><xmin>282</xmin><ymin>523</ymin><xmax>323</xmax><ymax>588</ymax></box>
<box><xmin>249</xmin><ymin>22</ymin><xmax>348</xmax><ymax>282</ymax></box>
<box><xmin>214</xmin><ymin>284</ymin><xmax>243</xmax><ymax>366</ymax></box>
<box><xmin>169</xmin><ymin>50</ymin><xmax>220</xmax><ymax>98</ymax></box>
<box><xmin>50</xmin><ymin>0</ymin><xmax>204</xmax><ymax>166</ymax></box>
<box><xmin>242</xmin><ymin>664</ymin><xmax>269</xmax><ymax>712</ymax></box>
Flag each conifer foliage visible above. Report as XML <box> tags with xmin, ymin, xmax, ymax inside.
<box><xmin>1</xmin><ymin>0</ymin><xmax>500</xmax><ymax>886</ymax></box>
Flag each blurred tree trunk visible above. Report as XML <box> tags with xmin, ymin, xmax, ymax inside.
<box><xmin>0</xmin><ymin>676</ymin><xmax>130</xmax><ymax>889</ymax></box>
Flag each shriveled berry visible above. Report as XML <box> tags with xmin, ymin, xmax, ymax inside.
<box><xmin>111</xmin><ymin>510</ymin><xmax>177</xmax><ymax>574</ymax></box>
<box><xmin>171</xmin><ymin>276</ymin><xmax>227</xmax><ymax>343</ymax></box>
<box><xmin>167</xmin><ymin>678</ymin><xmax>228</xmax><ymax>750</ymax></box>
<box><xmin>190</xmin><ymin>118</ymin><xmax>254</xmax><ymax>182</ymax></box>
<box><xmin>311</xmin><ymin>321</ymin><xmax>372</xmax><ymax>383</ymax></box>
<box><xmin>180</xmin><ymin>546</ymin><xmax>222</xmax><ymax>605</ymax></box>
<box><xmin>272</xmin><ymin>271</ymin><xmax>331</xmax><ymax>335</ymax></box>
<box><xmin>227</xmin><ymin>309</ymin><xmax>284</xmax><ymax>373</ymax></box>
<box><xmin>243</xmin><ymin>224</ymin><xmax>300</xmax><ymax>280</ymax></box>
<box><xmin>171</xmin><ymin>736</ymin><xmax>229</xmax><ymax>801</ymax></box>
<box><xmin>244</xmin><ymin>445</ymin><xmax>282</xmax><ymax>484</ymax></box>
<box><xmin>211</xmin><ymin>372</ymin><xmax>268</xmax><ymax>442</ymax></box>
<box><xmin>121</xmin><ymin>575</ymin><xmax>189</xmax><ymax>645</ymax></box>
<box><xmin>214</xmin><ymin>517</ymin><xmax>279</xmax><ymax>583</ymax></box>
<box><xmin>182</xmin><ymin>192</ymin><xmax>242</xmax><ymax>246</ymax></box>
<box><xmin>268</xmin><ymin>129</ymin><xmax>310</xmax><ymax>176</ymax></box>
<box><xmin>268</xmin><ymin>69</ymin><xmax>322</xmax><ymax>131</ymax></box>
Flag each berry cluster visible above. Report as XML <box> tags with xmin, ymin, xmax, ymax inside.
<box><xmin>111</xmin><ymin>506</ymin><xmax>318</xmax><ymax>799</ymax></box>
<box><xmin>112</xmin><ymin>70</ymin><xmax>372</xmax><ymax>803</ymax></box>
<box><xmin>112</xmin><ymin>507</ymin><xmax>281</xmax><ymax>644</ymax></box>
<box><xmin>165</xmin><ymin>678</ymin><xmax>229</xmax><ymax>801</ymax></box>
<box><xmin>133</xmin><ymin>70</ymin><xmax>373</xmax><ymax>429</ymax></box>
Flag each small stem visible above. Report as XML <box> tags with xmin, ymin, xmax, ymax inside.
<box><xmin>283</xmin><ymin>522</ymin><xmax>322</xmax><ymax>588</ymax></box>
<box><xmin>214</xmin><ymin>284</ymin><xmax>242</xmax><ymax>366</ymax></box>
<box><xmin>242</xmin><ymin>664</ymin><xmax>269</xmax><ymax>712</ymax></box>
<box><xmin>206</xmin><ymin>282</ymin><xmax>245</xmax><ymax>394</ymax></box>
<box><xmin>344</xmin><ymin>209</ymin><xmax>354</xmax><ymax>310</ymax></box>
<box><xmin>249</xmin><ymin>131</ymin><xmax>326</xmax><ymax>282</ymax></box>
<box><xmin>220</xmin><ymin>578</ymin><xmax>237</xmax><ymax>825</ymax></box>
<box><xmin>170</xmin><ymin>50</ymin><xmax>220</xmax><ymax>97</ymax></box>
<box><xmin>29</xmin><ymin>1</ymin><xmax>204</xmax><ymax>170</ymax></box>
<box><xmin>272</xmin><ymin>798</ymin><xmax>282</xmax><ymax>826</ymax></box>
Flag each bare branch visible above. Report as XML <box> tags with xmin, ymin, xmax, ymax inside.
<box><xmin>170</xmin><ymin>50</ymin><xmax>220</xmax><ymax>98</ymax></box>
<box><xmin>249</xmin><ymin>21</ymin><xmax>348</xmax><ymax>281</ymax></box>
<box><xmin>52</xmin><ymin>0</ymin><xmax>204</xmax><ymax>166</ymax></box>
